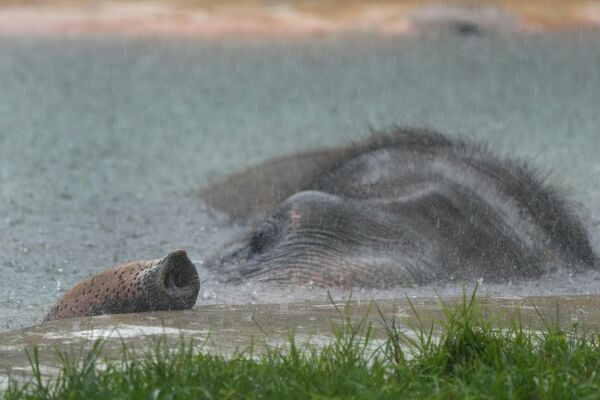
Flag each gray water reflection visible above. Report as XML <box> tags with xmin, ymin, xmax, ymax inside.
<box><xmin>1</xmin><ymin>33</ymin><xmax>600</xmax><ymax>331</ymax></box>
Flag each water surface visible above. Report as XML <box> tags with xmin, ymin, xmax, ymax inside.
<box><xmin>1</xmin><ymin>32</ymin><xmax>600</xmax><ymax>332</ymax></box>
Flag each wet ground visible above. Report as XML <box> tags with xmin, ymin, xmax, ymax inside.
<box><xmin>3</xmin><ymin>295</ymin><xmax>600</xmax><ymax>385</ymax></box>
<box><xmin>1</xmin><ymin>32</ymin><xmax>600</xmax><ymax>336</ymax></box>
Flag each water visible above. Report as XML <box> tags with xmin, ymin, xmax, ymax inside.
<box><xmin>1</xmin><ymin>32</ymin><xmax>600</xmax><ymax>332</ymax></box>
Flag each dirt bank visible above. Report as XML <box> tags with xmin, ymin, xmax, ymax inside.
<box><xmin>0</xmin><ymin>0</ymin><xmax>598</xmax><ymax>38</ymax></box>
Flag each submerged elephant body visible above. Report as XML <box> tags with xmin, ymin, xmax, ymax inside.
<box><xmin>46</xmin><ymin>128</ymin><xmax>597</xmax><ymax>320</ymax></box>
<box><xmin>204</xmin><ymin>129</ymin><xmax>596</xmax><ymax>286</ymax></box>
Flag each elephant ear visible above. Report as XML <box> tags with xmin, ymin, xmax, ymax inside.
<box><xmin>200</xmin><ymin>147</ymin><xmax>354</xmax><ymax>223</ymax></box>
<box><xmin>199</xmin><ymin>129</ymin><xmax>450</xmax><ymax>222</ymax></box>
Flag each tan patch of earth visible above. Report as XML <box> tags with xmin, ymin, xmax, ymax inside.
<box><xmin>0</xmin><ymin>0</ymin><xmax>598</xmax><ymax>38</ymax></box>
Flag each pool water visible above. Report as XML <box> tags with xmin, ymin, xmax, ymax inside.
<box><xmin>1</xmin><ymin>32</ymin><xmax>600</xmax><ymax>332</ymax></box>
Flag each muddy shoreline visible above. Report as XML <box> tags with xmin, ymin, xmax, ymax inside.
<box><xmin>3</xmin><ymin>294</ymin><xmax>600</xmax><ymax>386</ymax></box>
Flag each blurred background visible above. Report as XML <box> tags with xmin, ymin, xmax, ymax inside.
<box><xmin>1</xmin><ymin>0</ymin><xmax>599</xmax><ymax>36</ymax></box>
<box><xmin>1</xmin><ymin>0</ymin><xmax>600</xmax><ymax>331</ymax></box>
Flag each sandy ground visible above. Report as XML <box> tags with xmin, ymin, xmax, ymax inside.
<box><xmin>0</xmin><ymin>0</ymin><xmax>599</xmax><ymax>38</ymax></box>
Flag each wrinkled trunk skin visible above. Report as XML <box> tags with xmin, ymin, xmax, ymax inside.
<box><xmin>44</xmin><ymin>250</ymin><xmax>200</xmax><ymax>322</ymax></box>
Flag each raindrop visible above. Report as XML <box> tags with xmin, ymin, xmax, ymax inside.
<box><xmin>6</xmin><ymin>320</ymin><xmax>12</xmax><ymax>329</ymax></box>
<box><xmin>8</xmin><ymin>218</ymin><xmax>23</xmax><ymax>227</ymax></box>
<box><xmin>202</xmin><ymin>290</ymin><xmax>216</xmax><ymax>300</ymax></box>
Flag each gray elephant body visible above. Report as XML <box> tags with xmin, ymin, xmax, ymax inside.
<box><xmin>203</xmin><ymin>128</ymin><xmax>596</xmax><ymax>287</ymax></box>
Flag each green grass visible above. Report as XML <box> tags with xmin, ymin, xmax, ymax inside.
<box><xmin>4</xmin><ymin>292</ymin><xmax>600</xmax><ymax>400</ymax></box>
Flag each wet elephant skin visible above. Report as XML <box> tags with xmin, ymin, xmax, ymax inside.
<box><xmin>204</xmin><ymin>128</ymin><xmax>596</xmax><ymax>286</ymax></box>
<box><xmin>44</xmin><ymin>250</ymin><xmax>199</xmax><ymax>321</ymax></box>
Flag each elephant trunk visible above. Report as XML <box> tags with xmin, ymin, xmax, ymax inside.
<box><xmin>44</xmin><ymin>250</ymin><xmax>200</xmax><ymax>322</ymax></box>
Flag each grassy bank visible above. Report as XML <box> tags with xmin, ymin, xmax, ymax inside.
<box><xmin>3</xmin><ymin>293</ymin><xmax>600</xmax><ymax>399</ymax></box>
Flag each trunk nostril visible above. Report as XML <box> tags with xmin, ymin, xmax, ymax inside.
<box><xmin>165</xmin><ymin>270</ymin><xmax>176</xmax><ymax>288</ymax></box>
<box><xmin>160</xmin><ymin>249</ymin><xmax>200</xmax><ymax>293</ymax></box>
<box><xmin>164</xmin><ymin>267</ymin><xmax>189</xmax><ymax>289</ymax></box>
